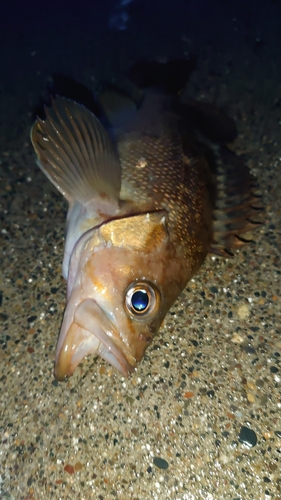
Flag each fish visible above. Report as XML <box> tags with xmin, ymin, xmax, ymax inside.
<box><xmin>30</xmin><ymin>60</ymin><xmax>261</xmax><ymax>380</ymax></box>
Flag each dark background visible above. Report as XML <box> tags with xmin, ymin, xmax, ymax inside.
<box><xmin>1</xmin><ymin>0</ymin><xmax>281</xmax><ymax>147</ymax></box>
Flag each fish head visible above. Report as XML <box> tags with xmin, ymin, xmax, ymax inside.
<box><xmin>55</xmin><ymin>210</ymin><xmax>183</xmax><ymax>380</ymax></box>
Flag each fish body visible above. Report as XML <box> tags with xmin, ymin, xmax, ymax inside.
<box><xmin>31</xmin><ymin>63</ymin><xmax>259</xmax><ymax>379</ymax></box>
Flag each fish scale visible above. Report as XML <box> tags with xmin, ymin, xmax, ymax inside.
<box><xmin>30</xmin><ymin>65</ymin><xmax>261</xmax><ymax>379</ymax></box>
<box><xmin>118</xmin><ymin>128</ymin><xmax>213</xmax><ymax>257</ymax></box>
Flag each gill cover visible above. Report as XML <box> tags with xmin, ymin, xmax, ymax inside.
<box><xmin>54</xmin><ymin>211</ymin><xmax>170</xmax><ymax>379</ymax></box>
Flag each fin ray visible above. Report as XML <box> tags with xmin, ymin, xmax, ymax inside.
<box><xmin>210</xmin><ymin>146</ymin><xmax>263</xmax><ymax>252</ymax></box>
<box><xmin>31</xmin><ymin>97</ymin><xmax>121</xmax><ymax>207</ymax></box>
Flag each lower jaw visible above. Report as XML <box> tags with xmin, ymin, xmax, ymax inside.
<box><xmin>54</xmin><ymin>322</ymin><xmax>135</xmax><ymax>380</ymax></box>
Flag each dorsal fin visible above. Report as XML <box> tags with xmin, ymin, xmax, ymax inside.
<box><xmin>209</xmin><ymin>146</ymin><xmax>263</xmax><ymax>254</ymax></box>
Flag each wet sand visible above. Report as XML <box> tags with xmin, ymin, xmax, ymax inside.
<box><xmin>1</xmin><ymin>1</ymin><xmax>281</xmax><ymax>498</ymax></box>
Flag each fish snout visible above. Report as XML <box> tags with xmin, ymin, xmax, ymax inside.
<box><xmin>54</xmin><ymin>298</ymin><xmax>136</xmax><ymax>380</ymax></box>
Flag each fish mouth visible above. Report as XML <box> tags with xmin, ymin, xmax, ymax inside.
<box><xmin>54</xmin><ymin>298</ymin><xmax>136</xmax><ymax>380</ymax></box>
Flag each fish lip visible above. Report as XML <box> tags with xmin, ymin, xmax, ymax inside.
<box><xmin>54</xmin><ymin>298</ymin><xmax>135</xmax><ymax>380</ymax></box>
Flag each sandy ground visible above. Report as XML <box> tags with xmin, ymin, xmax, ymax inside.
<box><xmin>1</xmin><ymin>0</ymin><xmax>281</xmax><ymax>499</ymax></box>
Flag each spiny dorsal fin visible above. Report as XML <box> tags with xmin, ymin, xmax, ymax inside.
<box><xmin>209</xmin><ymin>146</ymin><xmax>263</xmax><ymax>254</ymax></box>
<box><xmin>30</xmin><ymin>97</ymin><xmax>121</xmax><ymax>207</ymax></box>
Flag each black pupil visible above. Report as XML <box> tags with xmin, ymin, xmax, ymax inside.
<box><xmin>131</xmin><ymin>290</ymin><xmax>149</xmax><ymax>312</ymax></box>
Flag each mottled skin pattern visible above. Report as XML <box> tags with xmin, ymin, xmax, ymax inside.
<box><xmin>118</xmin><ymin>89</ymin><xmax>214</xmax><ymax>285</ymax></box>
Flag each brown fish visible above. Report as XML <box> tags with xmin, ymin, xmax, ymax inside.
<box><xmin>30</xmin><ymin>61</ymin><xmax>261</xmax><ymax>379</ymax></box>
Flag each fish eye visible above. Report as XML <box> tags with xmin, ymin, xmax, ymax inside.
<box><xmin>131</xmin><ymin>289</ymin><xmax>149</xmax><ymax>312</ymax></box>
<box><xmin>125</xmin><ymin>281</ymin><xmax>160</xmax><ymax>318</ymax></box>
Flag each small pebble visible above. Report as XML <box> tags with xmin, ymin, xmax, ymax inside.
<box><xmin>183</xmin><ymin>391</ymin><xmax>194</xmax><ymax>399</ymax></box>
<box><xmin>243</xmin><ymin>345</ymin><xmax>256</xmax><ymax>355</ymax></box>
<box><xmin>246</xmin><ymin>392</ymin><xmax>255</xmax><ymax>403</ymax></box>
<box><xmin>64</xmin><ymin>464</ymin><xmax>75</xmax><ymax>474</ymax></box>
<box><xmin>256</xmin><ymin>379</ymin><xmax>264</xmax><ymax>388</ymax></box>
<box><xmin>203</xmin><ymin>299</ymin><xmax>213</xmax><ymax>307</ymax></box>
<box><xmin>231</xmin><ymin>333</ymin><xmax>245</xmax><ymax>344</ymax></box>
<box><xmin>27</xmin><ymin>315</ymin><xmax>37</xmax><ymax>323</ymax></box>
<box><xmin>238</xmin><ymin>426</ymin><xmax>257</xmax><ymax>447</ymax></box>
<box><xmin>190</xmin><ymin>339</ymin><xmax>198</xmax><ymax>347</ymax></box>
<box><xmin>237</xmin><ymin>304</ymin><xmax>250</xmax><ymax>319</ymax></box>
<box><xmin>260</xmin><ymin>395</ymin><xmax>268</xmax><ymax>405</ymax></box>
<box><xmin>153</xmin><ymin>457</ymin><xmax>169</xmax><ymax>469</ymax></box>
<box><xmin>246</xmin><ymin>381</ymin><xmax>256</xmax><ymax>391</ymax></box>
<box><xmin>263</xmin><ymin>431</ymin><xmax>273</xmax><ymax>440</ymax></box>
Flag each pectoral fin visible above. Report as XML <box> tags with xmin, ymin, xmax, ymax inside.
<box><xmin>31</xmin><ymin>97</ymin><xmax>121</xmax><ymax>207</ymax></box>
